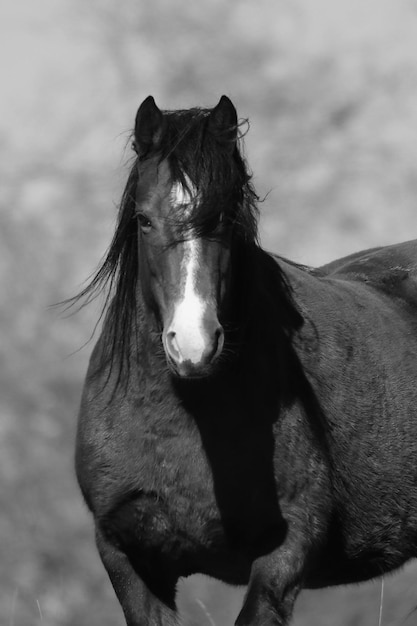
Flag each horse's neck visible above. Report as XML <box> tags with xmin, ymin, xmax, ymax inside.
<box><xmin>276</xmin><ymin>258</ymin><xmax>331</xmax><ymax>360</ymax></box>
<box><xmin>278</xmin><ymin>257</ymin><xmax>376</xmax><ymax>401</ymax></box>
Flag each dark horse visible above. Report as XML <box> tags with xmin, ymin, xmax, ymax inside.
<box><xmin>76</xmin><ymin>95</ymin><xmax>417</xmax><ymax>626</ymax></box>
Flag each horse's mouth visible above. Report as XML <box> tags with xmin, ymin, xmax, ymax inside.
<box><xmin>166</xmin><ymin>354</ymin><xmax>219</xmax><ymax>380</ymax></box>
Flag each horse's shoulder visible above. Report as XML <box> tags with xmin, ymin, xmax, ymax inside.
<box><xmin>322</xmin><ymin>240</ymin><xmax>417</xmax><ymax>305</ymax></box>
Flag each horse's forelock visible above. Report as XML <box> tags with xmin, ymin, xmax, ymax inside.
<box><xmin>149</xmin><ymin>109</ymin><xmax>259</xmax><ymax>241</ymax></box>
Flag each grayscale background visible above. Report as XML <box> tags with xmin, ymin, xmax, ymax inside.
<box><xmin>2</xmin><ymin>0</ymin><xmax>417</xmax><ymax>624</ymax></box>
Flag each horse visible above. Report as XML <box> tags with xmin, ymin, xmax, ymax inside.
<box><xmin>75</xmin><ymin>94</ymin><xmax>417</xmax><ymax>626</ymax></box>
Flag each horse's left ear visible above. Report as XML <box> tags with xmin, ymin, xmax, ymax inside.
<box><xmin>134</xmin><ymin>95</ymin><xmax>164</xmax><ymax>156</ymax></box>
<box><xmin>207</xmin><ymin>95</ymin><xmax>238</xmax><ymax>152</ymax></box>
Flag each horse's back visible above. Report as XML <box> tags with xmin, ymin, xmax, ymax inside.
<box><xmin>320</xmin><ymin>239</ymin><xmax>417</xmax><ymax>307</ymax></box>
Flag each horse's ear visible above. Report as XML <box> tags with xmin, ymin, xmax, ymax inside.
<box><xmin>134</xmin><ymin>96</ymin><xmax>164</xmax><ymax>156</ymax></box>
<box><xmin>207</xmin><ymin>95</ymin><xmax>238</xmax><ymax>152</ymax></box>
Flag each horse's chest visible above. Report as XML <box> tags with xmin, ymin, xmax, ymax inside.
<box><xmin>103</xmin><ymin>421</ymin><xmax>222</xmax><ymax>549</ymax></box>
<box><xmin>87</xmin><ymin>390</ymin><xmax>284</xmax><ymax>571</ymax></box>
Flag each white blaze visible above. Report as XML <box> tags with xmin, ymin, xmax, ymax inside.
<box><xmin>169</xmin><ymin>179</ymin><xmax>207</xmax><ymax>364</ymax></box>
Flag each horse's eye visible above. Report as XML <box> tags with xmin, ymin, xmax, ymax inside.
<box><xmin>137</xmin><ymin>213</ymin><xmax>152</xmax><ymax>233</ymax></box>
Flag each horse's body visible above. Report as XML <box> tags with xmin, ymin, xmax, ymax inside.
<box><xmin>76</xmin><ymin>96</ymin><xmax>417</xmax><ymax>625</ymax></box>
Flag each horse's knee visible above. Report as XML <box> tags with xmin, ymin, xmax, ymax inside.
<box><xmin>236</xmin><ymin>585</ymin><xmax>297</xmax><ymax>626</ymax></box>
<box><xmin>235</xmin><ymin>553</ymin><xmax>302</xmax><ymax>626</ymax></box>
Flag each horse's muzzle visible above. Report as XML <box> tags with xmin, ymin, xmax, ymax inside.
<box><xmin>163</xmin><ymin>323</ymin><xmax>224</xmax><ymax>378</ymax></box>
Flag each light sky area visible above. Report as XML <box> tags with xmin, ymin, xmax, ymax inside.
<box><xmin>1</xmin><ymin>0</ymin><xmax>415</xmax><ymax>139</ymax></box>
<box><xmin>1</xmin><ymin>1</ymin><xmax>65</xmax><ymax>125</ymax></box>
<box><xmin>2</xmin><ymin>0</ymin><xmax>416</xmax><ymax>141</ymax></box>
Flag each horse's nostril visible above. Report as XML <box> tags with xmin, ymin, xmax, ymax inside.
<box><xmin>166</xmin><ymin>331</ymin><xmax>181</xmax><ymax>362</ymax></box>
<box><xmin>213</xmin><ymin>326</ymin><xmax>224</xmax><ymax>356</ymax></box>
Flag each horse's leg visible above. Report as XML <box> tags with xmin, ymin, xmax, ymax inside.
<box><xmin>96</xmin><ymin>529</ymin><xmax>179</xmax><ymax>626</ymax></box>
<box><xmin>235</xmin><ymin>538</ymin><xmax>305</xmax><ymax>626</ymax></box>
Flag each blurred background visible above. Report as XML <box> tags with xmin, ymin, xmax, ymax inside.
<box><xmin>2</xmin><ymin>0</ymin><xmax>417</xmax><ymax>624</ymax></box>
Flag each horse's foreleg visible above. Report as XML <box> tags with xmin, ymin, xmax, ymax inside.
<box><xmin>235</xmin><ymin>541</ymin><xmax>305</xmax><ymax>626</ymax></box>
<box><xmin>96</xmin><ymin>529</ymin><xmax>179</xmax><ymax>626</ymax></box>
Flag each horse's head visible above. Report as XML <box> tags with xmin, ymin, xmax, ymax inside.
<box><xmin>131</xmin><ymin>96</ymin><xmax>257</xmax><ymax>378</ymax></box>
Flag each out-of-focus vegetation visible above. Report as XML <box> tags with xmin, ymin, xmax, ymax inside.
<box><xmin>3</xmin><ymin>0</ymin><xmax>417</xmax><ymax>624</ymax></box>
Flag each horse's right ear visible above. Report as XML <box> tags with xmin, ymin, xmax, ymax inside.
<box><xmin>134</xmin><ymin>96</ymin><xmax>164</xmax><ymax>156</ymax></box>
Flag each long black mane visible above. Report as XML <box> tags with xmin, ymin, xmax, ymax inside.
<box><xmin>70</xmin><ymin>106</ymin><xmax>301</xmax><ymax>386</ymax></box>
